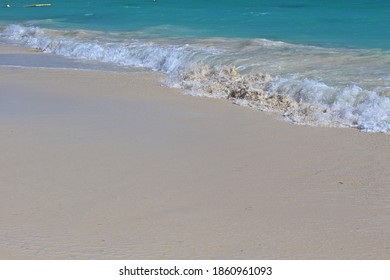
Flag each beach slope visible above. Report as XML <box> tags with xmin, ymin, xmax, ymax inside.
<box><xmin>0</xmin><ymin>57</ymin><xmax>389</xmax><ymax>259</ymax></box>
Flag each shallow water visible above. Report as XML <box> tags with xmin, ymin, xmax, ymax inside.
<box><xmin>2</xmin><ymin>0</ymin><xmax>390</xmax><ymax>49</ymax></box>
<box><xmin>1</xmin><ymin>1</ymin><xmax>389</xmax><ymax>132</ymax></box>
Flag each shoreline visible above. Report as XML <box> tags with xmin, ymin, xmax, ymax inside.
<box><xmin>0</xmin><ymin>42</ymin><xmax>143</xmax><ymax>73</ymax></box>
<box><xmin>2</xmin><ymin>28</ymin><xmax>390</xmax><ymax>133</ymax></box>
<box><xmin>1</xmin><ymin>45</ymin><xmax>390</xmax><ymax>259</ymax></box>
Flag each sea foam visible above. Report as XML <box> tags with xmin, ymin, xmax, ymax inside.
<box><xmin>1</xmin><ymin>24</ymin><xmax>389</xmax><ymax>132</ymax></box>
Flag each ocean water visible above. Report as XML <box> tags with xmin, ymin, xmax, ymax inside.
<box><xmin>1</xmin><ymin>0</ymin><xmax>390</xmax><ymax>132</ymax></box>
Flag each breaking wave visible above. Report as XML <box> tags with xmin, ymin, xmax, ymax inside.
<box><xmin>1</xmin><ymin>24</ymin><xmax>390</xmax><ymax>132</ymax></box>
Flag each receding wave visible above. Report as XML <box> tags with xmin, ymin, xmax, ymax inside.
<box><xmin>1</xmin><ymin>24</ymin><xmax>390</xmax><ymax>132</ymax></box>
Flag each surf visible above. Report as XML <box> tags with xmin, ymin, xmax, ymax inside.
<box><xmin>1</xmin><ymin>24</ymin><xmax>389</xmax><ymax>132</ymax></box>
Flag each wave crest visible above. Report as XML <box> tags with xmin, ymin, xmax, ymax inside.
<box><xmin>1</xmin><ymin>24</ymin><xmax>390</xmax><ymax>132</ymax></box>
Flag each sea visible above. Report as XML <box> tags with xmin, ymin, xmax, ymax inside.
<box><xmin>1</xmin><ymin>0</ymin><xmax>389</xmax><ymax>132</ymax></box>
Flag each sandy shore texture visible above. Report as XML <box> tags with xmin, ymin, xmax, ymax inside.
<box><xmin>1</xmin><ymin>46</ymin><xmax>390</xmax><ymax>260</ymax></box>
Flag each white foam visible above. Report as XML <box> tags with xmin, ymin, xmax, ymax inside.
<box><xmin>1</xmin><ymin>24</ymin><xmax>389</xmax><ymax>133</ymax></box>
<box><xmin>0</xmin><ymin>24</ymin><xmax>217</xmax><ymax>74</ymax></box>
<box><xmin>268</xmin><ymin>78</ymin><xmax>390</xmax><ymax>132</ymax></box>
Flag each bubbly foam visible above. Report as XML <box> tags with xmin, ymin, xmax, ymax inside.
<box><xmin>1</xmin><ymin>24</ymin><xmax>389</xmax><ymax>132</ymax></box>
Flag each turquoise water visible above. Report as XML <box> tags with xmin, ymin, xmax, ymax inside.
<box><xmin>1</xmin><ymin>1</ymin><xmax>390</xmax><ymax>132</ymax></box>
<box><xmin>2</xmin><ymin>0</ymin><xmax>390</xmax><ymax>49</ymax></box>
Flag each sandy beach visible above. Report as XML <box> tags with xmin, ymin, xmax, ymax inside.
<box><xmin>0</xmin><ymin>46</ymin><xmax>389</xmax><ymax>260</ymax></box>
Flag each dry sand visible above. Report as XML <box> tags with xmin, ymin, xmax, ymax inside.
<box><xmin>0</xmin><ymin>48</ymin><xmax>390</xmax><ymax>259</ymax></box>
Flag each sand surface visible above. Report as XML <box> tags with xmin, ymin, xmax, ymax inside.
<box><xmin>1</xmin><ymin>47</ymin><xmax>390</xmax><ymax>259</ymax></box>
